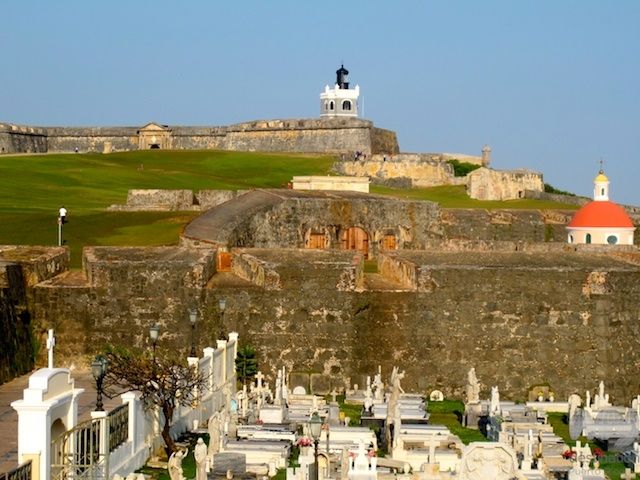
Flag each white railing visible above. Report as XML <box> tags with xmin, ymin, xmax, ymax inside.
<box><xmin>13</xmin><ymin>334</ymin><xmax>239</xmax><ymax>480</ymax></box>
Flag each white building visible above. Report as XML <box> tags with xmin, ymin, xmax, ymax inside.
<box><xmin>566</xmin><ymin>169</ymin><xmax>635</xmax><ymax>245</ymax></box>
<box><xmin>320</xmin><ymin>65</ymin><xmax>360</xmax><ymax>118</ymax></box>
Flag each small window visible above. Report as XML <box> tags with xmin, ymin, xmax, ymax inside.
<box><xmin>342</xmin><ymin>100</ymin><xmax>351</xmax><ymax>111</ymax></box>
<box><xmin>601</xmin><ymin>188</ymin><xmax>605</xmax><ymax>196</ymax></box>
<box><xmin>607</xmin><ymin>235</ymin><xmax>618</xmax><ymax>245</ymax></box>
<box><xmin>568</xmin><ymin>235</ymin><xmax>573</xmax><ymax>244</ymax></box>
<box><xmin>329</xmin><ymin>101</ymin><xmax>334</xmax><ymax>110</ymax></box>
<box><xmin>586</xmin><ymin>233</ymin><xmax>592</xmax><ymax>244</ymax></box>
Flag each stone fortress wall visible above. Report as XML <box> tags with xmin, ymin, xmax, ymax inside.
<box><xmin>0</xmin><ymin>118</ymin><xmax>400</xmax><ymax>156</ymax></box>
<box><xmin>1</xmin><ymin>117</ymin><xmax>545</xmax><ymax>201</ymax></box>
<box><xmin>4</xmin><ymin>206</ymin><xmax>640</xmax><ymax>400</ymax></box>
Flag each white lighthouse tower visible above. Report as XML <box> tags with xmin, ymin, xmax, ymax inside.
<box><xmin>320</xmin><ymin>65</ymin><xmax>360</xmax><ymax>118</ymax></box>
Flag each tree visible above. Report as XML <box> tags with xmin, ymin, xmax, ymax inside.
<box><xmin>102</xmin><ymin>346</ymin><xmax>208</xmax><ymax>456</ymax></box>
<box><xmin>235</xmin><ymin>345</ymin><xmax>257</xmax><ymax>387</ymax></box>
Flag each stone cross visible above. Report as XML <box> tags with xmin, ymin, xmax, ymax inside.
<box><xmin>426</xmin><ymin>436</ymin><xmax>439</xmax><ymax>464</ymax></box>
<box><xmin>46</xmin><ymin>329</ymin><xmax>55</xmax><ymax>368</ymax></box>
<box><xmin>621</xmin><ymin>468</ymin><xmax>636</xmax><ymax>480</ymax></box>
<box><xmin>330</xmin><ymin>388</ymin><xmax>338</xmax><ymax>403</ymax></box>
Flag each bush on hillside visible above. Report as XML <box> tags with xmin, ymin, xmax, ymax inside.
<box><xmin>544</xmin><ymin>183</ymin><xmax>576</xmax><ymax>196</ymax></box>
<box><xmin>447</xmin><ymin>159</ymin><xmax>481</xmax><ymax>177</ymax></box>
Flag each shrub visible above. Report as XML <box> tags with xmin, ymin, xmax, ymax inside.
<box><xmin>447</xmin><ymin>159</ymin><xmax>481</xmax><ymax>177</ymax></box>
<box><xmin>544</xmin><ymin>183</ymin><xmax>576</xmax><ymax>196</ymax></box>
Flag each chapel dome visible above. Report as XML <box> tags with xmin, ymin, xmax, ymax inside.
<box><xmin>568</xmin><ymin>200</ymin><xmax>634</xmax><ymax>228</ymax></box>
<box><xmin>594</xmin><ymin>171</ymin><xmax>609</xmax><ymax>183</ymax></box>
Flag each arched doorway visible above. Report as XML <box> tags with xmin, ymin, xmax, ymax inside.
<box><xmin>341</xmin><ymin>227</ymin><xmax>369</xmax><ymax>259</ymax></box>
<box><xmin>51</xmin><ymin>418</ymin><xmax>66</xmax><ymax>442</ymax></box>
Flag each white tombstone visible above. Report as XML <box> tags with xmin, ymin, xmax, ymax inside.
<box><xmin>429</xmin><ymin>390</ymin><xmax>444</xmax><ymax>402</ymax></box>
<box><xmin>11</xmin><ymin>368</ymin><xmax>84</xmax><ymax>480</ymax></box>
<box><xmin>348</xmin><ymin>441</ymin><xmax>377</xmax><ymax>480</ymax></box>
<box><xmin>458</xmin><ymin>442</ymin><xmax>518</xmax><ymax>480</ymax></box>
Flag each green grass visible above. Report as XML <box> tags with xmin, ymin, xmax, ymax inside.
<box><xmin>547</xmin><ymin>413</ymin><xmax>628</xmax><ymax>479</ymax></box>
<box><xmin>0</xmin><ymin>151</ymin><xmax>579</xmax><ymax>269</ymax></box>
<box><xmin>371</xmin><ymin>184</ymin><xmax>580</xmax><ymax>210</ymax></box>
<box><xmin>0</xmin><ymin>150</ymin><xmax>334</xmax><ymax>267</ymax></box>
<box><xmin>426</xmin><ymin>400</ymin><xmax>486</xmax><ymax>444</ymax></box>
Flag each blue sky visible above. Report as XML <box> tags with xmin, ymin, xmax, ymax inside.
<box><xmin>2</xmin><ymin>1</ymin><xmax>639</xmax><ymax>204</ymax></box>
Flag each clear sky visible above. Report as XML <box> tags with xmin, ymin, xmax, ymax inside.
<box><xmin>2</xmin><ymin>1</ymin><xmax>639</xmax><ymax>204</ymax></box>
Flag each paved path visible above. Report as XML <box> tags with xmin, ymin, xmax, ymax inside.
<box><xmin>0</xmin><ymin>369</ymin><xmax>121</xmax><ymax>474</ymax></box>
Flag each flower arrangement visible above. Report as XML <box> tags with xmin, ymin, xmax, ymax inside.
<box><xmin>297</xmin><ymin>437</ymin><xmax>312</xmax><ymax>447</ymax></box>
<box><xmin>256</xmin><ymin>419</ymin><xmax>264</xmax><ymax>425</ymax></box>
<box><xmin>367</xmin><ymin>449</ymin><xmax>377</xmax><ymax>458</ymax></box>
<box><xmin>592</xmin><ymin>447</ymin><xmax>604</xmax><ymax>459</ymax></box>
<box><xmin>562</xmin><ymin>450</ymin><xmax>575</xmax><ymax>460</ymax></box>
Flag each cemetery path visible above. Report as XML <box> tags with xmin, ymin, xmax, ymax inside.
<box><xmin>0</xmin><ymin>369</ymin><xmax>120</xmax><ymax>474</ymax></box>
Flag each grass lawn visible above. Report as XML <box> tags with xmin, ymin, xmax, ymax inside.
<box><xmin>371</xmin><ymin>184</ymin><xmax>579</xmax><ymax>210</ymax></box>
<box><xmin>0</xmin><ymin>150</ymin><xmax>577</xmax><ymax>269</ymax></box>
<box><xmin>547</xmin><ymin>412</ymin><xmax>628</xmax><ymax>479</ymax></box>
<box><xmin>426</xmin><ymin>400</ymin><xmax>486</xmax><ymax>444</ymax></box>
<box><xmin>0</xmin><ymin>150</ymin><xmax>334</xmax><ymax>267</ymax></box>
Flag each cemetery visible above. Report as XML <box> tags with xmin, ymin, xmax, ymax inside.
<box><xmin>4</xmin><ymin>327</ymin><xmax>640</xmax><ymax>480</ymax></box>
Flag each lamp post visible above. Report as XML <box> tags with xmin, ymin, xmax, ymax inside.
<box><xmin>149</xmin><ymin>323</ymin><xmax>160</xmax><ymax>364</ymax></box>
<box><xmin>91</xmin><ymin>355</ymin><xmax>108</xmax><ymax>411</ymax></box>
<box><xmin>189</xmin><ymin>308</ymin><xmax>198</xmax><ymax>357</ymax></box>
<box><xmin>309</xmin><ymin>411</ymin><xmax>322</xmax><ymax>480</ymax></box>
<box><xmin>218</xmin><ymin>298</ymin><xmax>227</xmax><ymax>341</ymax></box>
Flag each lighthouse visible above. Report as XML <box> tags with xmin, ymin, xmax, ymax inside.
<box><xmin>320</xmin><ymin>65</ymin><xmax>360</xmax><ymax>118</ymax></box>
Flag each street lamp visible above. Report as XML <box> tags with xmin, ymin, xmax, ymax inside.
<box><xmin>91</xmin><ymin>355</ymin><xmax>108</xmax><ymax>411</ymax></box>
<box><xmin>189</xmin><ymin>309</ymin><xmax>198</xmax><ymax>357</ymax></box>
<box><xmin>149</xmin><ymin>323</ymin><xmax>160</xmax><ymax>363</ymax></box>
<box><xmin>218</xmin><ymin>298</ymin><xmax>227</xmax><ymax>341</ymax></box>
<box><xmin>309</xmin><ymin>411</ymin><xmax>323</xmax><ymax>480</ymax></box>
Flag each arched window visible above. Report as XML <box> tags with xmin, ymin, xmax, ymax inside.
<box><xmin>329</xmin><ymin>101</ymin><xmax>334</xmax><ymax>110</ymax></box>
<box><xmin>342</xmin><ymin>100</ymin><xmax>351</xmax><ymax>111</ymax></box>
<box><xmin>601</xmin><ymin>188</ymin><xmax>605</xmax><ymax>196</ymax></box>
<box><xmin>586</xmin><ymin>233</ymin><xmax>592</xmax><ymax>244</ymax></box>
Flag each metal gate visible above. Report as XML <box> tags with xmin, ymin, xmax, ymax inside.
<box><xmin>50</xmin><ymin>418</ymin><xmax>107</xmax><ymax>480</ymax></box>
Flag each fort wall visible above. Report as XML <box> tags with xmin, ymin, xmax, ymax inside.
<box><xmin>0</xmin><ymin>118</ymin><xmax>399</xmax><ymax>156</ymax></box>
<box><xmin>334</xmin><ymin>154</ymin><xmax>456</xmax><ymax>187</ymax></box>
<box><xmin>0</xmin><ymin>123</ymin><xmax>48</xmax><ymax>154</ymax></box>
<box><xmin>467</xmin><ymin>167</ymin><xmax>544</xmax><ymax>200</ymax></box>
<box><xmin>19</xmin><ymin>244</ymin><xmax>640</xmax><ymax>401</ymax></box>
<box><xmin>0</xmin><ymin>246</ymin><xmax>68</xmax><ymax>384</ymax></box>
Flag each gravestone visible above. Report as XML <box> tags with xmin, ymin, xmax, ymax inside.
<box><xmin>458</xmin><ymin>442</ymin><xmax>518</xmax><ymax>480</ymax></box>
<box><xmin>210</xmin><ymin>453</ymin><xmax>246</xmax><ymax>477</ymax></box>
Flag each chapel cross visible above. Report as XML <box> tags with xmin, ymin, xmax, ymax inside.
<box><xmin>46</xmin><ymin>328</ymin><xmax>56</xmax><ymax>368</ymax></box>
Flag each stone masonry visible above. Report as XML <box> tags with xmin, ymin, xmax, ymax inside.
<box><xmin>3</xmin><ymin>191</ymin><xmax>640</xmax><ymax>402</ymax></box>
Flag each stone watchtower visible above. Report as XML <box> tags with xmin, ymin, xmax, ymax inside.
<box><xmin>320</xmin><ymin>64</ymin><xmax>360</xmax><ymax>118</ymax></box>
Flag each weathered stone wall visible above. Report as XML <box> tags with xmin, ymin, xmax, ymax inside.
<box><xmin>183</xmin><ymin>190</ymin><xmax>445</xmax><ymax>257</ymax></box>
<box><xmin>108</xmin><ymin>189</ymin><xmax>249</xmax><ymax>211</ymax></box>
<box><xmin>12</xmin><ymin>239</ymin><xmax>640</xmax><ymax>402</ymax></box>
<box><xmin>46</xmin><ymin>127</ymin><xmax>138</xmax><ymax>153</ymax></box>
<box><xmin>0</xmin><ymin>246</ymin><xmax>69</xmax><ymax>384</ymax></box>
<box><xmin>1</xmin><ymin>118</ymin><xmax>399</xmax><ymax>156</ymax></box>
<box><xmin>0</xmin><ymin>123</ymin><xmax>47</xmax><ymax>154</ymax></box>
<box><xmin>333</xmin><ymin>154</ymin><xmax>456</xmax><ymax>187</ymax></box>
<box><xmin>439</xmin><ymin>209</ymin><xmax>575</xmax><ymax>243</ymax></box>
<box><xmin>467</xmin><ymin>167</ymin><xmax>544</xmax><ymax>200</ymax></box>
<box><xmin>201</xmin><ymin>248</ymin><xmax>640</xmax><ymax>400</ymax></box>
<box><xmin>371</xmin><ymin>127</ymin><xmax>400</xmax><ymax>154</ymax></box>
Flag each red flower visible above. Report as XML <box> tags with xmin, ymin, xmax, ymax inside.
<box><xmin>592</xmin><ymin>447</ymin><xmax>604</xmax><ymax>459</ymax></box>
<box><xmin>297</xmin><ymin>437</ymin><xmax>312</xmax><ymax>447</ymax></box>
<box><xmin>562</xmin><ymin>450</ymin><xmax>575</xmax><ymax>459</ymax></box>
